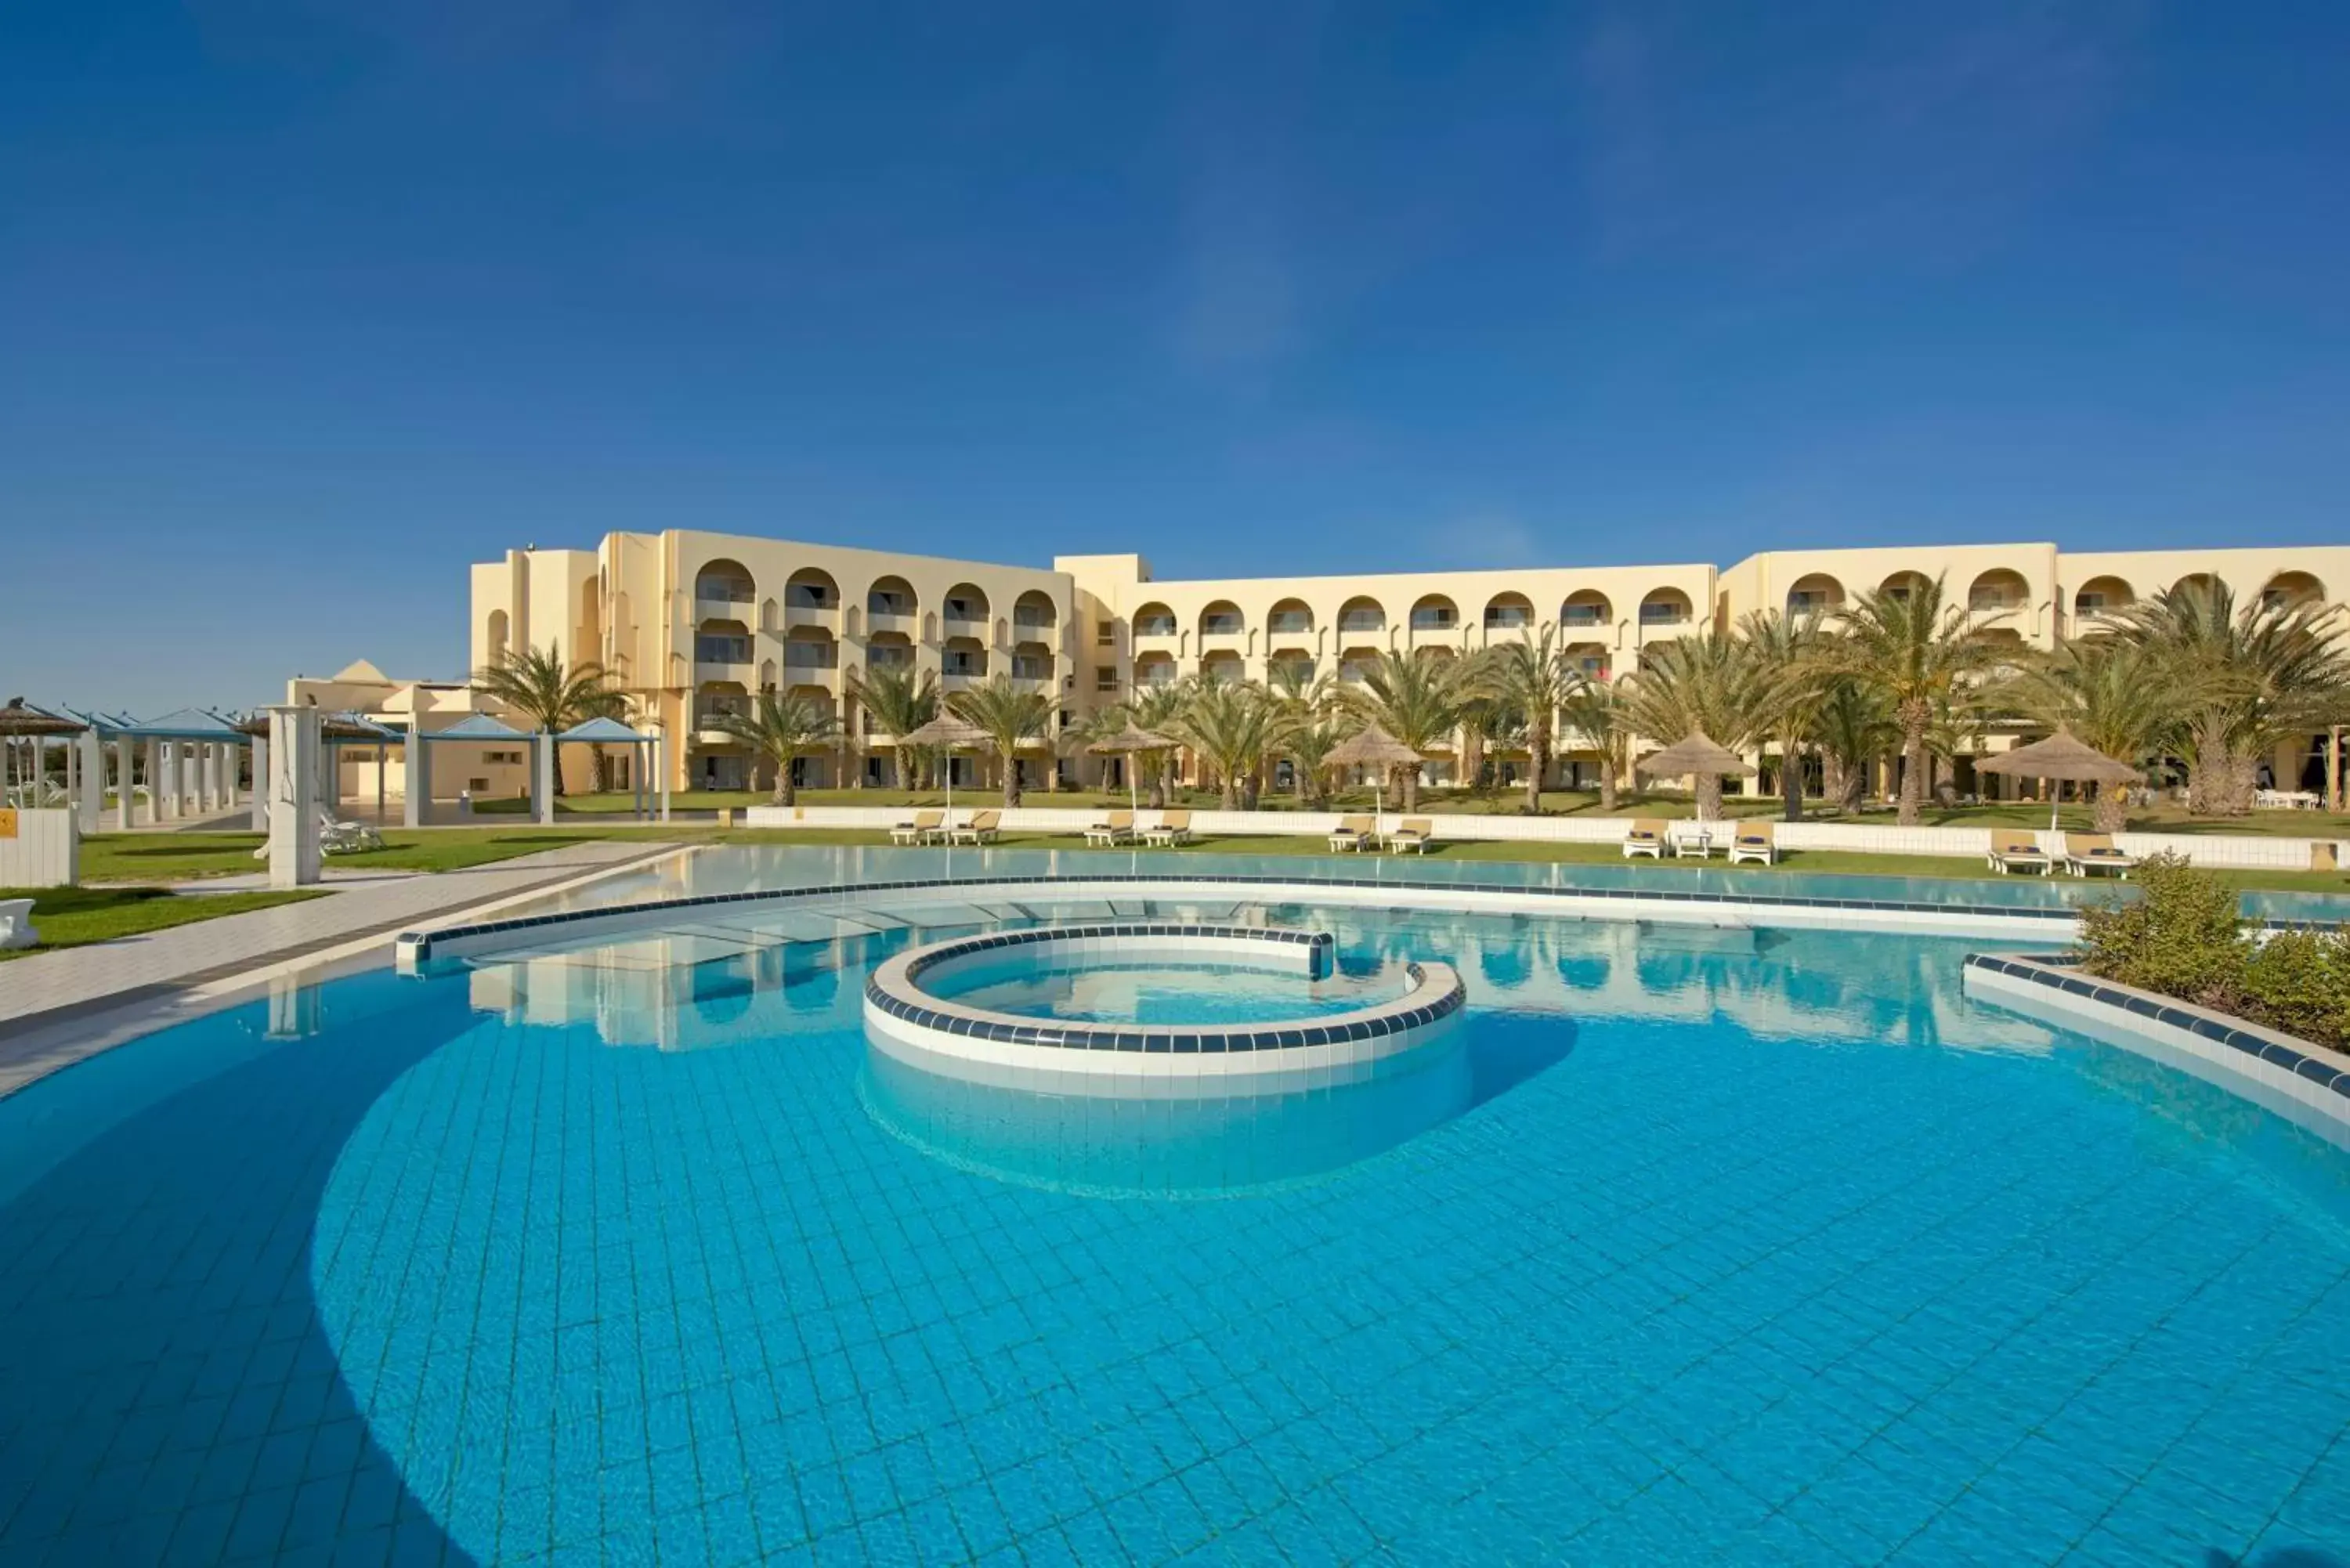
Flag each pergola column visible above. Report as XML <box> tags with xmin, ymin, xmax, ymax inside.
<box><xmin>533</xmin><ymin>733</ymin><xmax>555</xmax><ymax>826</ymax></box>
<box><xmin>201</xmin><ymin>743</ymin><xmax>219</xmax><ymax>814</ymax></box>
<box><xmin>115</xmin><ymin>736</ymin><xmax>135</xmax><ymax>829</ymax></box>
<box><xmin>266</xmin><ymin>706</ymin><xmax>323</xmax><ymax>887</ymax></box>
<box><xmin>250</xmin><ymin>735</ymin><xmax>271</xmax><ymax>831</ymax></box>
<box><xmin>404</xmin><ymin>737</ymin><xmax>431</xmax><ymax>829</ymax></box>
<box><xmin>146</xmin><ymin>738</ymin><xmax>167</xmax><ymax>822</ymax></box>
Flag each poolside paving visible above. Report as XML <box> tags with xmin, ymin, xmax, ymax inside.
<box><xmin>0</xmin><ymin>840</ymin><xmax>687</xmax><ymax>1093</ymax></box>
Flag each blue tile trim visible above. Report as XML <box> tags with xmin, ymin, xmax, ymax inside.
<box><xmin>1961</xmin><ymin>951</ymin><xmax>2350</xmax><ymax>1100</ymax></box>
<box><xmin>867</xmin><ymin>923</ymin><xmax>1462</xmax><ymax>1058</ymax></box>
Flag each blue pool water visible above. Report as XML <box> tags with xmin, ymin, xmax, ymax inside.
<box><xmin>922</xmin><ymin>957</ymin><xmax>1395</xmax><ymax>1024</ymax></box>
<box><xmin>1</xmin><ymin>874</ymin><xmax>2348</xmax><ymax>1565</ymax></box>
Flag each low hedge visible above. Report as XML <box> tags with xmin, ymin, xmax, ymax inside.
<box><xmin>2075</xmin><ymin>853</ymin><xmax>2350</xmax><ymax>1050</ymax></box>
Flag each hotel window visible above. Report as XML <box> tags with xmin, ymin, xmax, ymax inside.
<box><xmin>1097</xmin><ymin>621</ymin><xmax>1115</xmax><ymax>647</ymax></box>
<box><xmin>696</xmin><ymin>633</ymin><xmax>751</xmax><ymax>663</ymax></box>
<box><xmin>1134</xmin><ymin>612</ymin><xmax>1177</xmax><ymax>637</ymax></box>
<box><xmin>945</xmin><ymin>596</ymin><xmax>980</xmax><ymax>620</ymax></box>
<box><xmin>1201</xmin><ymin>610</ymin><xmax>1244</xmax><ymax>635</ymax></box>
<box><xmin>1484</xmin><ymin>606</ymin><xmax>1531</xmax><ymax>628</ymax></box>
<box><xmin>943</xmin><ymin>650</ymin><xmax>982</xmax><ymax>676</ymax></box>
<box><xmin>1012</xmin><ymin>655</ymin><xmax>1051</xmax><ymax>681</ymax></box>
<box><xmin>1411</xmin><ymin>606</ymin><xmax>1455</xmax><ymax>630</ymax></box>
<box><xmin>1095</xmin><ymin>668</ymin><xmax>1119</xmax><ymax>692</ymax></box>
<box><xmin>868</xmin><ymin>644</ymin><xmax>912</xmax><ymax>669</ymax></box>
<box><xmin>1268</xmin><ymin>609</ymin><xmax>1311</xmax><ymax>634</ymax></box>
<box><xmin>1562</xmin><ymin>605</ymin><xmax>1605</xmax><ymax>627</ymax></box>
<box><xmin>1787</xmin><ymin>591</ymin><xmax>1829</xmax><ymax>613</ymax></box>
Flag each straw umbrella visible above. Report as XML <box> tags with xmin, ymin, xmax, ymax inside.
<box><xmin>1326</xmin><ymin>723</ymin><xmax>1426</xmax><ymax>838</ymax></box>
<box><xmin>1976</xmin><ymin>728</ymin><xmax>2142</xmax><ymax>833</ymax></box>
<box><xmin>1634</xmin><ymin>730</ymin><xmax>1756</xmax><ymax>822</ymax></box>
<box><xmin>1086</xmin><ymin>720</ymin><xmax>1179</xmax><ymax>818</ymax></box>
<box><xmin>895</xmin><ymin>713</ymin><xmax>993</xmax><ymax>828</ymax></box>
<box><xmin>0</xmin><ymin>699</ymin><xmax>86</xmax><ymax>801</ymax></box>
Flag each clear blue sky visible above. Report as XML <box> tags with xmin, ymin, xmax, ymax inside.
<box><xmin>5</xmin><ymin>2</ymin><xmax>2347</xmax><ymax>714</ymax></box>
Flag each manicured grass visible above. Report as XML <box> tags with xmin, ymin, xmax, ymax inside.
<box><xmin>719</xmin><ymin>826</ymin><xmax>2350</xmax><ymax>896</ymax></box>
<box><xmin>78</xmin><ymin>827</ymin><xmax>717</xmax><ymax>884</ymax></box>
<box><xmin>468</xmin><ymin>783</ymin><xmax>2350</xmax><ymax>837</ymax></box>
<box><xmin>0</xmin><ymin>885</ymin><xmax>327</xmax><ymax>960</ymax></box>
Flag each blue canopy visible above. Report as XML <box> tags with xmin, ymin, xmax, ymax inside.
<box><xmin>421</xmin><ymin>714</ymin><xmax>530</xmax><ymax>741</ymax></box>
<box><xmin>557</xmin><ymin>717</ymin><xmax>654</xmax><ymax>743</ymax></box>
<box><xmin>85</xmin><ymin>707</ymin><xmax>251</xmax><ymax>742</ymax></box>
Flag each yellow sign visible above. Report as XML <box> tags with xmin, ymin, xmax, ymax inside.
<box><xmin>0</xmin><ymin>809</ymin><xmax>16</xmax><ymax>840</ymax></box>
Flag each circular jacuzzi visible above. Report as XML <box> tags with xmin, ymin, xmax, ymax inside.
<box><xmin>862</xmin><ymin>922</ymin><xmax>1466</xmax><ymax>1085</ymax></box>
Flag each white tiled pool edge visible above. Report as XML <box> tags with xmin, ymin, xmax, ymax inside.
<box><xmin>1963</xmin><ymin>956</ymin><xmax>2350</xmax><ymax>1149</ymax></box>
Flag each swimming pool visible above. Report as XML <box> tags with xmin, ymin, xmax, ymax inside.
<box><xmin>1</xmin><ymin>861</ymin><xmax>2345</xmax><ymax>1564</ymax></box>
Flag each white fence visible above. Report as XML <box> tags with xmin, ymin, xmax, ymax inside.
<box><xmin>0</xmin><ymin>809</ymin><xmax>79</xmax><ymax>888</ymax></box>
<box><xmin>738</xmin><ymin>804</ymin><xmax>2339</xmax><ymax>872</ymax></box>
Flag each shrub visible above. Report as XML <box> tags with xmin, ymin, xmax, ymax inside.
<box><xmin>2073</xmin><ymin>853</ymin><xmax>2248</xmax><ymax>1013</ymax></box>
<box><xmin>2073</xmin><ymin>851</ymin><xmax>2350</xmax><ymax>1051</ymax></box>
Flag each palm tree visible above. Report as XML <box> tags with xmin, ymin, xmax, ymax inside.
<box><xmin>848</xmin><ymin>664</ymin><xmax>938</xmax><ymax>793</ymax></box>
<box><xmin>1830</xmin><ymin>574</ymin><xmax>2006</xmax><ymax>825</ymax></box>
<box><xmin>1282</xmin><ymin>713</ymin><xmax>1350</xmax><ymax>806</ymax></box>
<box><xmin>1474</xmin><ymin>629</ymin><xmax>1587</xmax><ymax>814</ymax></box>
<box><xmin>572</xmin><ymin>687</ymin><xmax>634</xmax><ymax>793</ymax></box>
<box><xmin>714</xmin><ymin>689</ymin><xmax>838</xmax><ymax>806</ymax></box>
<box><xmin>1128</xmin><ymin>678</ymin><xmax>1196</xmax><ymax>807</ymax></box>
<box><xmin>2110</xmin><ymin>580</ymin><xmax>2350</xmax><ymax>815</ymax></box>
<box><xmin>1340</xmin><ymin>650</ymin><xmax>1473</xmax><ymax>811</ymax></box>
<box><xmin>1737</xmin><ymin>609</ymin><xmax>1831</xmax><ymax>822</ymax></box>
<box><xmin>2005</xmin><ymin>638</ymin><xmax>2187</xmax><ymax>831</ymax></box>
<box><xmin>947</xmin><ymin>675</ymin><xmax>1054</xmax><ymax>806</ymax></box>
<box><xmin>1560</xmin><ymin>682</ymin><xmax>1632</xmax><ymax>811</ymax></box>
<box><xmin>1174</xmin><ymin>681</ymin><xmax>1291</xmax><ymax>810</ymax></box>
<box><xmin>1617</xmin><ymin>630</ymin><xmax>1769</xmax><ymax>819</ymax></box>
<box><xmin>471</xmin><ymin>644</ymin><xmax>612</xmax><ymax>796</ymax></box>
<box><xmin>1813</xmin><ymin>677</ymin><xmax>1896</xmax><ymax>815</ymax></box>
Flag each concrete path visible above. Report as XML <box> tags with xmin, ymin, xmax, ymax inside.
<box><xmin>0</xmin><ymin>840</ymin><xmax>689</xmax><ymax>1094</ymax></box>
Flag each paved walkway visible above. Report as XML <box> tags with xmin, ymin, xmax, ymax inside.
<box><xmin>0</xmin><ymin>841</ymin><xmax>688</xmax><ymax>1094</ymax></box>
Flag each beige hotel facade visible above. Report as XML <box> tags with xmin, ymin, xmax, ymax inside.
<box><xmin>397</xmin><ymin>529</ymin><xmax>2350</xmax><ymax>801</ymax></box>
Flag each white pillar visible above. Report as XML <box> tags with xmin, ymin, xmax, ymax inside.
<box><xmin>533</xmin><ymin>733</ymin><xmax>556</xmax><ymax>826</ymax></box>
<box><xmin>115</xmin><ymin>737</ymin><xmax>134</xmax><ymax>829</ymax></box>
<box><xmin>222</xmin><ymin>742</ymin><xmax>238</xmax><ymax>810</ymax></box>
<box><xmin>404</xmin><ymin>738</ymin><xmax>430</xmax><ymax>829</ymax></box>
<box><xmin>200</xmin><ymin>743</ymin><xmax>218</xmax><ymax>814</ymax></box>
<box><xmin>376</xmin><ymin>744</ymin><xmax>388</xmax><ymax>822</ymax></box>
<box><xmin>658</xmin><ymin>732</ymin><xmax>671</xmax><ymax>822</ymax></box>
<box><xmin>146</xmin><ymin>739</ymin><xmax>165</xmax><ymax>822</ymax></box>
<box><xmin>266</xmin><ymin>706</ymin><xmax>322</xmax><ymax>887</ymax></box>
<box><xmin>250</xmin><ymin>736</ymin><xmax>271</xmax><ymax>830</ymax></box>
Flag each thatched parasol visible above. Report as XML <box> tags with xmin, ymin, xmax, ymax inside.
<box><xmin>0</xmin><ymin>699</ymin><xmax>85</xmax><ymax>797</ymax></box>
<box><xmin>897</xmin><ymin>713</ymin><xmax>994</xmax><ymax>822</ymax></box>
<box><xmin>1086</xmin><ymin>720</ymin><xmax>1179</xmax><ymax>816</ymax></box>
<box><xmin>1327</xmin><ymin>723</ymin><xmax>1427</xmax><ymax>833</ymax></box>
<box><xmin>0</xmin><ymin>699</ymin><xmax>86</xmax><ymax>737</ymax></box>
<box><xmin>1636</xmin><ymin>730</ymin><xmax>1755</xmax><ymax>822</ymax></box>
<box><xmin>1977</xmin><ymin>728</ymin><xmax>2142</xmax><ymax>829</ymax></box>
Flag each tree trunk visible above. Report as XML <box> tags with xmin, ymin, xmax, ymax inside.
<box><xmin>775</xmin><ymin>763</ymin><xmax>794</xmax><ymax>807</ymax></box>
<box><xmin>1896</xmin><ymin>706</ymin><xmax>1929</xmax><ymax>826</ymax></box>
<box><xmin>1524</xmin><ymin>733</ymin><xmax>1547</xmax><ymax>815</ymax></box>
<box><xmin>1695</xmin><ymin>773</ymin><xmax>1723</xmax><ymax>821</ymax></box>
<box><xmin>1149</xmin><ymin>757</ymin><xmax>1169</xmax><ymax>809</ymax></box>
<box><xmin>2092</xmin><ymin>781</ymin><xmax>2129</xmax><ymax>833</ymax></box>
<box><xmin>1598</xmin><ymin>764</ymin><xmax>1618</xmax><ymax>813</ymax></box>
<box><xmin>1001</xmin><ymin>747</ymin><xmax>1021</xmax><ymax>807</ymax></box>
<box><xmin>1780</xmin><ymin>736</ymin><xmax>1805</xmax><ymax>822</ymax></box>
<box><xmin>1400</xmin><ymin>763</ymin><xmax>1419</xmax><ymax>813</ymax></box>
<box><xmin>1221</xmin><ymin>774</ymin><xmax>1240</xmax><ymax>810</ymax></box>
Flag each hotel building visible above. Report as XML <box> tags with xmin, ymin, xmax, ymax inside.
<box><xmin>417</xmin><ymin>530</ymin><xmax>2350</xmax><ymax>801</ymax></box>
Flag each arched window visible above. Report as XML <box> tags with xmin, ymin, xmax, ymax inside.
<box><xmin>1013</xmin><ymin>590</ymin><xmax>1058</xmax><ymax>638</ymax></box>
<box><xmin>1132</xmin><ymin>602</ymin><xmax>1177</xmax><ymax>638</ymax></box>
<box><xmin>1968</xmin><ymin>569</ymin><xmax>2029</xmax><ymax>613</ymax></box>
<box><xmin>866</xmin><ymin>576</ymin><xmax>917</xmax><ymax>621</ymax></box>
<box><xmin>1784</xmin><ymin>573</ymin><xmax>1844</xmax><ymax>616</ymax></box>
<box><xmin>695</xmin><ymin>558</ymin><xmax>756</xmax><ymax>605</ymax></box>
<box><xmin>1410</xmin><ymin>594</ymin><xmax>1458</xmax><ymax>633</ymax></box>
<box><xmin>486</xmin><ymin>609</ymin><xmax>509</xmax><ymax>665</ymax></box>
<box><xmin>1561</xmin><ymin>590</ymin><xmax>1612</xmax><ymax>630</ymax></box>
<box><xmin>2262</xmin><ymin>570</ymin><xmax>2325</xmax><ymax>610</ymax></box>
<box><xmin>1267</xmin><ymin>598</ymin><xmax>1313</xmax><ymax>636</ymax></box>
<box><xmin>1199</xmin><ymin>600</ymin><xmax>1246</xmax><ymax>637</ymax></box>
<box><xmin>942</xmin><ymin>583</ymin><xmax>990</xmax><ymax>628</ymax></box>
<box><xmin>784</xmin><ymin>567</ymin><xmax>839</xmax><ymax>610</ymax></box>
<box><xmin>1337</xmin><ymin>597</ymin><xmax>1386</xmax><ymax>635</ymax></box>
<box><xmin>2072</xmin><ymin>575</ymin><xmax>2133</xmax><ymax>622</ymax></box>
<box><xmin>1483</xmin><ymin>592</ymin><xmax>1534</xmax><ymax>631</ymax></box>
<box><xmin>1638</xmin><ymin>588</ymin><xmax>1692</xmax><ymax>627</ymax></box>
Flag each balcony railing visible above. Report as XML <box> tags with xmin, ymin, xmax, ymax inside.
<box><xmin>1268</xmin><ymin>614</ymin><xmax>1311</xmax><ymax>635</ymax></box>
<box><xmin>696</xmin><ymin>637</ymin><xmax>753</xmax><ymax>664</ymax></box>
<box><xmin>696</xmin><ymin>582</ymin><xmax>755</xmax><ymax>605</ymax></box>
<box><xmin>1200</xmin><ymin>616</ymin><xmax>1244</xmax><ymax>636</ymax></box>
<box><xmin>1133</xmin><ymin>619</ymin><xmax>1177</xmax><ymax>638</ymax></box>
<box><xmin>1562</xmin><ymin>606</ymin><xmax>1607</xmax><ymax>627</ymax></box>
<box><xmin>1638</xmin><ymin>604</ymin><xmax>1690</xmax><ymax>626</ymax></box>
<box><xmin>1410</xmin><ymin>612</ymin><xmax>1456</xmax><ymax>631</ymax></box>
<box><xmin>1010</xmin><ymin>659</ymin><xmax>1052</xmax><ymax>681</ymax></box>
<box><xmin>1338</xmin><ymin>614</ymin><xmax>1383</xmax><ymax>634</ymax></box>
<box><xmin>1013</xmin><ymin>613</ymin><xmax>1055</xmax><ymax>635</ymax></box>
<box><xmin>1483</xmin><ymin>609</ymin><xmax>1531</xmax><ymax>629</ymax></box>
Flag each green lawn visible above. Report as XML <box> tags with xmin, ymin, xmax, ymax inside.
<box><xmin>78</xmin><ymin>827</ymin><xmax>717</xmax><ymax>884</ymax></box>
<box><xmin>719</xmin><ymin>827</ymin><xmax>2350</xmax><ymax>897</ymax></box>
<box><xmin>0</xmin><ymin>885</ymin><xmax>327</xmax><ymax>960</ymax></box>
<box><xmin>466</xmin><ymin>783</ymin><xmax>2350</xmax><ymax>838</ymax></box>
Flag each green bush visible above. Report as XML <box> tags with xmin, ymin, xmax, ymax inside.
<box><xmin>2073</xmin><ymin>851</ymin><xmax>2350</xmax><ymax>1051</ymax></box>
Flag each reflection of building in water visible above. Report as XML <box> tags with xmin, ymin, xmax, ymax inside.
<box><xmin>266</xmin><ymin>971</ymin><xmax>325</xmax><ymax>1039</ymax></box>
<box><xmin>467</xmin><ymin>934</ymin><xmax>857</xmax><ymax>1050</ymax></box>
<box><xmin>1300</xmin><ymin>908</ymin><xmax>2061</xmax><ymax>1054</ymax></box>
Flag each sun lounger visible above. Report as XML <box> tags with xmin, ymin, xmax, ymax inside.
<box><xmin>949</xmin><ymin>809</ymin><xmax>1001</xmax><ymax>845</ymax></box>
<box><xmin>319</xmin><ymin>810</ymin><xmax>385</xmax><ymax>854</ymax></box>
<box><xmin>1726</xmin><ymin>821</ymin><xmax>1776</xmax><ymax>866</ymax></box>
<box><xmin>1084</xmin><ymin>810</ymin><xmax>1135</xmax><ymax>847</ymax></box>
<box><xmin>1987</xmin><ymin>833</ymin><xmax>2052</xmax><ymax>876</ymax></box>
<box><xmin>1385</xmin><ymin>818</ymin><xmax>1434</xmax><ymax>854</ymax></box>
<box><xmin>891</xmin><ymin>809</ymin><xmax>943</xmax><ymax>846</ymax></box>
<box><xmin>1327</xmin><ymin>815</ymin><xmax>1373</xmax><ymax>852</ymax></box>
<box><xmin>2063</xmin><ymin>833</ymin><xmax>2138</xmax><ymax>878</ymax></box>
<box><xmin>1144</xmin><ymin>809</ymin><xmax>1193</xmax><ymax>847</ymax></box>
<box><xmin>1622</xmin><ymin>820</ymin><xmax>1666</xmax><ymax>860</ymax></box>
